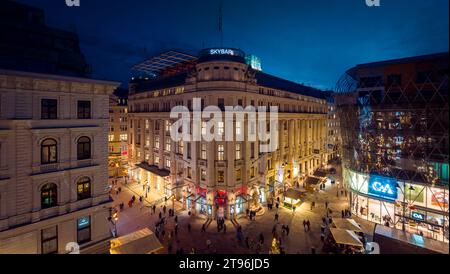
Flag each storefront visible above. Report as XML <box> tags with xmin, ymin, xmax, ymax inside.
<box><xmin>195</xmin><ymin>187</ymin><xmax>211</xmax><ymax>218</ymax></box>
<box><xmin>345</xmin><ymin>168</ymin><xmax>449</xmax><ymax>243</ymax></box>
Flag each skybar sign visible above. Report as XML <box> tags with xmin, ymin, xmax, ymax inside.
<box><xmin>209</xmin><ymin>49</ymin><xmax>235</xmax><ymax>55</ymax></box>
<box><xmin>170</xmin><ymin>98</ymin><xmax>279</xmax><ymax>153</ymax></box>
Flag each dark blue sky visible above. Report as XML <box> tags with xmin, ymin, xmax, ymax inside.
<box><xmin>19</xmin><ymin>0</ymin><xmax>449</xmax><ymax>89</ymax></box>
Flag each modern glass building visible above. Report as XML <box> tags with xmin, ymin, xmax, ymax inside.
<box><xmin>335</xmin><ymin>52</ymin><xmax>449</xmax><ymax>243</ymax></box>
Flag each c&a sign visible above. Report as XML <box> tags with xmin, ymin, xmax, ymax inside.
<box><xmin>368</xmin><ymin>175</ymin><xmax>398</xmax><ymax>200</ymax></box>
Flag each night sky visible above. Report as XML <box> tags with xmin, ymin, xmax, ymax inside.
<box><xmin>18</xmin><ymin>0</ymin><xmax>449</xmax><ymax>90</ymax></box>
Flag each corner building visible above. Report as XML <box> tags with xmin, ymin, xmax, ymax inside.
<box><xmin>127</xmin><ymin>48</ymin><xmax>328</xmax><ymax>219</ymax></box>
<box><xmin>335</xmin><ymin>52</ymin><xmax>449</xmax><ymax>243</ymax></box>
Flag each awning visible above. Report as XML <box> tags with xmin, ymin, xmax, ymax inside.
<box><xmin>305</xmin><ymin>176</ymin><xmax>321</xmax><ymax>185</ymax></box>
<box><xmin>284</xmin><ymin>188</ymin><xmax>307</xmax><ymax>200</ymax></box>
<box><xmin>110</xmin><ymin>228</ymin><xmax>164</xmax><ymax>254</ymax></box>
<box><xmin>330</xmin><ymin>228</ymin><xmax>364</xmax><ymax>247</ymax></box>
<box><xmin>136</xmin><ymin>162</ymin><xmax>170</xmax><ymax>177</ymax></box>
<box><xmin>313</xmin><ymin>170</ymin><xmax>327</xmax><ymax>178</ymax></box>
<box><xmin>332</xmin><ymin>218</ymin><xmax>363</xmax><ymax>232</ymax></box>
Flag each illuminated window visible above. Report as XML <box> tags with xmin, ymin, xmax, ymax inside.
<box><xmin>165</xmin><ymin>138</ymin><xmax>171</xmax><ymax>151</ymax></box>
<box><xmin>217</xmin><ymin>170</ymin><xmax>225</xmax><ymax>183</ymax></box>
<box><xmin>250</xmin><ymin>166</ymin><xmax>255</xmax><ymax>178</ymax></box>
<box><xmin>165</xmin><ymin>120</ymin><xmax>171</xmax><ymax>132</ymax></box>
<box><xmin>41</xmin><ymin>183</ymin><xmax>57</xmax><ymax>209</ymax></box>
<box><xmin>218</xmin><ymin>121</ymin><xmax>224</xmax><ymax>136</ymax></box>
<box><xmin>201</xmin><ymin>143</ymin><xmax>207</xmax><ymax>159</ymax></box>
<box><xmin>77</xmin><ymin>177</ymin><xmax>91</xmax><ymax>200</ymax></box>
<box><xmin>178</xmin><ymin>141</ymin><xmax>184</xmax><ymax>154</ymax></box>
<box><xmin>154</xmin><ymin>136</ymin><xmax>160</xmax><ymax>149</ymax></box>
<box><xmin>201</xmin><ymin>121</ymin><xmax>207</xmax><ymax>135</ymax></box>
<box><xmin>165</xmin><ymin>159</ymin><xmax>171</xmax><ymax>168</ymax></box>
<box><xmin>235</xmin><ymin>143</ymin><xmax>241</xmax><ymax>160</ymax></box>
<box><xmin>236</xmin><ymin>169</ymin><xmax>241</xmax><ymax>181</ymax></box>
<box><xmin>236</xmin><ymin>121</ymin><xmax>242</xmax><ymax>136</ymax></box>
<box><xmin>201</xmin><ymin>169</ymin><xmax>206</xmax><ymax>181</ymax></box>
<box><xmin>108</xmin><ymin>134</ymin><xmax>114</xmax><ymax>142</ymax></box>
<box><xmin>217</xmin><ymin>144</ymin><xmax>225</xmax><ymax>161</ymax></box>
<box><xmin>154</xmin><ymin>156</ymin><xmax>160</xmax><ymax>165</ymax></box>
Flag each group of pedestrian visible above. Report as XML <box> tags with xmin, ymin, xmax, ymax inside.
<box><xmin>127</xmin><ymin>195</ymin><xmax>136</xmax><ymax>208</ymax></box>
<box><xmin>302</xmin><ymin>219</ymin><xmax>311</xmax><ymax>231</ymax></box>
<box><xmin>341</xmin><ymin>209</ymin><xmax>351</xmax><ymax>218</ymax></box>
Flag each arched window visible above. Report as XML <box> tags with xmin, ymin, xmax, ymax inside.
<box><xmin>41</xmin><ymin>183</ymin><xmax>57</xmax><ymax>209</ymax></box>
<box><xmin>77</xmin><ymin>136</ymin><xmax>91</xmax><ymax>160</ymax></box>
<box><xmin>77</xmin><ymin>177</ymin><xmax>91</xmax><ymax>200</ymax></box>
<box><xmin>41</xmin><ymin>138</ymin><xmax>57</xmax><ymax>164</ymax></box>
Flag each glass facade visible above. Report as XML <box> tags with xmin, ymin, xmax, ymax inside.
<box><xmin>337</xmin><ymin>53</ymin><xmax>449</xmax><ymax>243</ymax></box>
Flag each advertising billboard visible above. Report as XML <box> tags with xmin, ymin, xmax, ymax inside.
<box><xmin>368</xmin><ymin>175</ymin><xmax>398</xmax><ymax>200</ymax></box>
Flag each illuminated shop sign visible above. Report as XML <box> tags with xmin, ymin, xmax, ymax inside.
<box><xmin>411</xmin><ymin>211</ymin><xmax>425</xmax><ymax>221</ymax></box>
<box><xmin>368</xmin><ymin>175</ymin><xmax>398</xmax><ymax>200</ymax></box>
<box><xmin>209</xmin><ymin>48</ymin><xmax>235</xmax><ymax>55</ymax></box>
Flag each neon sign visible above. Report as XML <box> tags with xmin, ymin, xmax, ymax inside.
<box><xmin>411</xmin><ymin>212</ymin><xmax>425</xmax><ymax>221</ymax></box>
<box><xmin>368</xmin><ymin>175</ymin><xmax>398</xmax><ymax>200</ymax></box>
<box><xmin>209</xmin><ymin>49</ymin><xmax>235</xmax><ymax>55</ymax></box>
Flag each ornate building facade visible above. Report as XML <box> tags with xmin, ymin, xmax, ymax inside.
<box><xmin>0</xmin><ymin>70</ymin><xmax>118</xmax><ymax>253</ymax></box>
<box><xmin>127</xmin><ymin>48</ymin><xmax>328</xmax><ymax>219</ymax></box>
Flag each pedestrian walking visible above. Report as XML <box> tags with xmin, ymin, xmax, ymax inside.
<box><xmin>174</xmin><ymin>223</ymin><xmax>178</xmax><ymax>235</ymax></box>
<box><xmin>306</xmin><ymin>220</ymin><xmax>311</xmax><ymax>231</ymax></box>
<box><xmin>341</xmin><ymin>210</ymin><xmax>345</xmax><ymax>218</ymax></box>
<box><xmin>286</xmin><ymin>225</ymin><xmax>290</xmax><ymax>236</ymax></box>
<box><xmin>201</xmin><ymin>224</ymin><xmax>206</xmax><ymax>232</ymax></box>
<box><xmin>325</xmin><ymin>200</ymin><xmax>329</xmax><ymax>209</ymax></box>
<box><xmin>175</xmin><ymin>215</ymin><xmax>178</xmax><ymax>223</ymax></box>
<box><xmin>163</xmin><ymin>205</ymin><xmax>167</xmax><ymax>215</ymax></box>
<box><xmin>274</xmin><ymin>213</ymin><xmax>279</xmax><ymax>222</ymax></box>
<box><xmin>303</xmin><ymin>220</ymin><xmax>307</xmax><ymax>231</ymax></box>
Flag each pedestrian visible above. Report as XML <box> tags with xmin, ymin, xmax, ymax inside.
<box><xmin>306</xmin><ymin>220</ymin><xmax>311</xmax><ymax>231</ymax></box>
<box><xmin>320</xmin><ymin>233</ymin><xmax>325</xmax><ymax>242</ymax></box>
<box><xmin>174</xmin><ymin>223</ymin><xmax>178</xmax><ymax>235</ymax></box>
<box><xmin>152</xmin><ymin>205</ymin><xmax>156</xmax><ymax>214</ymax></box>
<box><xmin>159</xmin><ymin>212</ymin><xmax>162</xmax><ymax>220</ymax></box>
<box><xmin>187</xmin><ymin>223</ymin><xmax>191</xmax><ymax>232</ymax></box>
<box><xmin>303</xmin><ymin>220</ymin><xmax>307</xmax><ymax>231</ymax></box>
<box><xmin>223</xmin><ymin>223</ymin><xmax>227</xmax><ymax>233</ymax></box>
<box><xmin>286</xmin><ymin>225</ymin><xmax>290</xmax><ymax>236</ymax></box>
<box><xmin>325</xmin><ymin>200</ymin><xmax>329</xmax><ymax>209</ymax></box>
<box><xmin>163</xmin><ymin>205</ymin><xmax>167</xmax><ymax>215</ymax></box>
<box><xmin>281</xmin><ymin>225</ymin><xmax>286</xmax><ymax>235</ymax></box>
<box><xmin>175</xmin><ymin>215</ymin><xmax>178</xmax><ymax>223</ymax></box>
<box><xmin>139</xmin><ymin>196</ymin><xmax>143</xmax><ymax>203</ymax></box>
<box><xmin>274</xmin><ymin>213</ymin><xmax>279</xmax><ymax>222</ymax></box>
<box><xmin>341</xmin><ymin>210</ymin><xmax>345</xmax><ymax>218</ymax></box>
<box><xmin>201</xmin><ymin>224</ymin><xmax>206</xmax><ymax>232</ymax></box>
<box><xmin>118</xmin><ymin>187</ymin><xmax>122</xmax><ymax>193</ymax></box>
<box><xmin>272</xmin><ymin>225</ymin><xmax>277</xmax><ymax>236</ymax></box>
<box><xmin>142</xmin><ymin>184</ymin><xmax>145</xmax><ymax>192</ymax></box>
<box><xmin>276</xmin><ymin>202</ymin><xmax>279</xmax><ymax>209</ymax></box>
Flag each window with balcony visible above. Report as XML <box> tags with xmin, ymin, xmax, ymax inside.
<box><xmin>154</xmin><ymin>136</ymin><xmax>160</xmax><ymax>149</ymax></box>
<box><xmin>165</xmin><ymin>138</ymin><xmax>171</xmax><ymax>151</ymax></box>
<box><xmin>236</xmin><ymin>169</ymin><xmax>241</xmax><ymax>181</ymax></box>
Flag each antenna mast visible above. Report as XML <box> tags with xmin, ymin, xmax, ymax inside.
<box><xmin>219</xmin><ymin>0</ymin><xmax>223</xmax><ymax>47</ymax></box>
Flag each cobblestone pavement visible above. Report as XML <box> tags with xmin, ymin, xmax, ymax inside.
<box><xmin>109</xmin><ymin>164</ymin><xmax>375</xmax><ymax>254</ymax></box>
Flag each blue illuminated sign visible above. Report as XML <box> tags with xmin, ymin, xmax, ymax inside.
<box><xmin>77</xmin><ymin>217</ymin><xmax>90</xmax><ymax>229</ymax></box>
<box><xmin>411</xmin><ymin>212</ymin><xmax>425</xmax><ymax>221</ymax></box>
<box><xmin>368</xmin><ymin>175</ymin><xmax>398</xmax><ymax>200</ymax></box>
